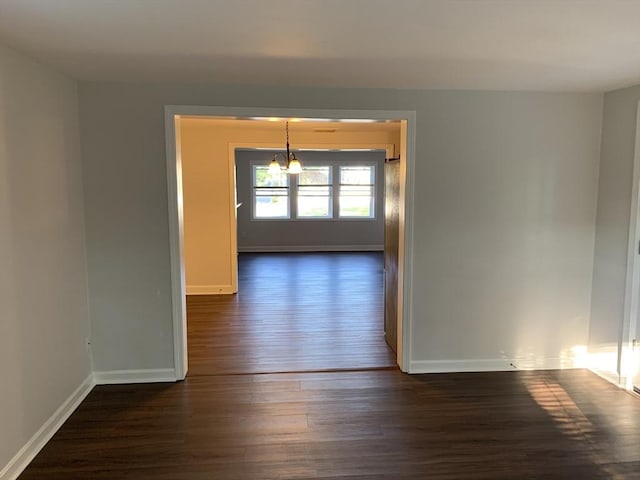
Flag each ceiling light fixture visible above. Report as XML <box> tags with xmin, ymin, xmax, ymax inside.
<box><xmin>338</xmin><ymin>118</ymin><xmax>378</xmax><ymax>123</ymax></box>
<box><xmin>268</xmin><ymin>121</ymin><xmax>302</xmax><ymax>175</ymax></box>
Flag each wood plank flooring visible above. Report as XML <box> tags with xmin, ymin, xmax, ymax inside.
<box><xmin>19</xmin><ymin>369</ymin><xmax>640</xmax><ymax>479</ymax></box>
<box><xmin>187</xmin><ymin>252</ymin><xmax>396</xmax><ymax>375</ymax></box>
<box><xmin>16</xmin><ymin>253</ymin><xmax>640</xmax><ymax>478</ymax></box>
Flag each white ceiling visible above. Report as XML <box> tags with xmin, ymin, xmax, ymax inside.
<box><xmin>1</xmin><ymin>0</ymin><xmax>640</xmax><ymax>92</ymax></box>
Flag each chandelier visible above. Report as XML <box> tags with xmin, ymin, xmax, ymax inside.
<box><xmin>268</xmin><ymin>121</ymin><xmax>302</xmax><ymax>174</ymax></box>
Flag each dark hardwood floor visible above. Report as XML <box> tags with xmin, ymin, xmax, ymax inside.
<box><xmin>187</xmin><ymin>252</ymin><xmax>396</xmax><ymax>375</ymax></box>
<box><xmin>16</xmin><ymin>253</ymin><xmax>640</xmax><ymax>478</ymax></box>
<box><xmin>19</xmin><ymin>369</ymin><xmax>640</xmax><ymax>479</ymax></box>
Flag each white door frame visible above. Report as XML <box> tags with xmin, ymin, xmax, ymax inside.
<box><xmin>164</xmin><ymin>105</ymin><xmax>417</xmax><ymax>380</ymax></box>
<box><xmin>621</xmin><ymin>101</ymin><xmax>640</xmax><ymax>390</ymax></box>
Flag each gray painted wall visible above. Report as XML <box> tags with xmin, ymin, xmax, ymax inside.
<box><xmin>236</xmin><ymin>150</ymin><xmax>385</xmax><ymax>251</ymax></box>
<box><xmin>0</xmin><ymin>46</ymin><xmax>91</xmax><ymax>470</ymax></box>
<box><xmin>590</xmin><ymin>85</ymin><xmax>640</xmax><ymax>374</ymax></box>
<box><xmin>77</xmin><ymin>83</ymin><xmax>603</xmax><ymax>372</ymax></box>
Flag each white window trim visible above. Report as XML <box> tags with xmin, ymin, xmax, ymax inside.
<box><xmin>251</xmin><ymin>161</ymin><xmax>377</xmax><ymax>221</ymax></box>
<box><xmin>251</xmin><ymin>163</ymin><xmax>290</xmax><ymax>220</ymax></box>
<box><xmin>296</xmin><ymin>165</ymin><xmax>334</xmax><ymax>220</ymax></box>
<box><xmin>337</xmin><ymin>164</ymin><xmax>376</xmax><ymax>219</ymax></box>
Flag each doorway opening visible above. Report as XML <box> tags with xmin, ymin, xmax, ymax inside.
<box><xmin>187</xmin><ymin>251</ymin><xmax>395</xmax><ymax>375</ymax></box>
<box><xmin>620</xmin><ymin>100</ymin><xmax>640</xmax><ymax>392</ymax></box>
<box><xmin>165</xmin><ymin>108</ymin><xmax>416</xmax><ymax>379</ymax></box>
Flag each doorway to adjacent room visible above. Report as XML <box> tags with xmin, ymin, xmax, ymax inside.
<box><xmin>165</xmin><ymin>107</ymin><xmax>416</xmax><ymax>379</ymax></box>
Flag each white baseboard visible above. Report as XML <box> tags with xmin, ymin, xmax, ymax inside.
<box><xmin>93</xmin><ymin>368</ymin><xmax>177</xmax><ymax>385</ymax></box>
<box><xmin>409</xmin><ymin>357</ymin><xmax>571</xmax><ymax>374</ymax></box>
<box><xmin>0</xmin><ymin>373</ymin><xmax>95</xmax><ymax>480</ymax></box>
<box><xmin>588</xmin><ymin>367</ymin><xmax>623</xmax><ymax>387</ymax></box>
<box><xmin>238</xmin><ymin>244</ymin><xmax>384</xmax><ymax>253</ymax></box>
<box><xmin>186</xmin><ymin>285</ymin><xmax>236</xmax><ymax>295</ymax></box>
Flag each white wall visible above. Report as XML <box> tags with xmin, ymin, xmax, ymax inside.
<box><xmin>412</xmin><ymin>93</ymin><xmax>602</xmax><ymax>370</ymax></box>
<box><xmin>78</xmin><ymin>83</ymin><xmax>602</xmax><ymax>373</ymax></box>
<box><xmin>590</xmin><ymin>84</ymin><xmax>640</xmax><ymax>380</ymax></box>
<box><xmin>0</xmin><ymin>46</ymin><xmax>91</xmax><ymax>473</ymax></box>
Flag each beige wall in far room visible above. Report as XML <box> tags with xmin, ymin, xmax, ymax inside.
<box><xmin>179</xmin><ymin>118</ymin><xmax>400</xmax><ymax>295</ymax></box>
<box><xmin>179</xmin><ymin>120</ymin><xmax>235</xmax><ymax>294</ymax></box>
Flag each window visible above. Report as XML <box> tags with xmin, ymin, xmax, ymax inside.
<box><xmin>297</xmin><ymin>166</ymin><xmax>332</xmax><ymax>218</ymax></box>
<box><xmin>339</xmin><ymin>166</ymin><xmax>375</xmax><ymax>218</ymax></box>
<box><xmin>253</xmin><ymin>165</ymin><xmax>289</xmax><ymax>218</ymax></box>
<box><xmin>251</xmin><ymin>162</ymin><xmax>376</xmax><ymax>220</ymax></box>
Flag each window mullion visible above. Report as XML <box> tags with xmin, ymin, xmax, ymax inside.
<box><xmin>332</xmin><ymin>164</ymin><xmax>339</xmax><ymax>219</ymax></box>
<box><xmin>291</xmin><ymin>173</ymin><xmax>297</xmax><ymax>219</ymax></box>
